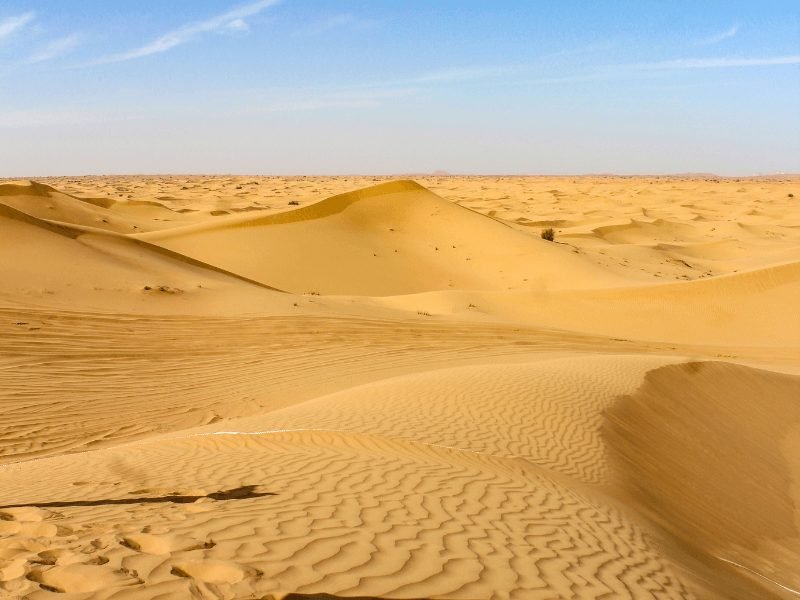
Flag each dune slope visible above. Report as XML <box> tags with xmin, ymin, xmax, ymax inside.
<box><xmin>0</xmin><ymin>181</ymin><xmax>180</xmax><ymax>234</ymax></box>
<box><xmin>2</xmin><ymin>355</ymin><xmax>799</xmax><ymax>598</ymax></box>
<box><xmin>139</xmin><ymin>180</ymin><xmax>625</xmax><ymax>295</ymax></box>
<box><xmin>605</xmin><ymin>361</ymin><xmax>800</xmax><ymax>599</ymax></box>
<box><xmin>0</xmin><ymin>356</ymin><xmax>700</xmax><ymax>599</ymax></box>
<box><xmin>0</xmin><ymin>200</ymin><xmax>286</xmax><ymax>314</ymax></box>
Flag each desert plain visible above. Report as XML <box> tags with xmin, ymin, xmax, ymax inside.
<box><xmin>0</xmin><ymin>174</ymin><xmax>799</xmax><ymax>599</ymax></box>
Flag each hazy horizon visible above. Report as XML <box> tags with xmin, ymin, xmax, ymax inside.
<box><xmin>6</xmin><ymin>171</ymin><xmax>800</xmax><ymax>180</ymax></box>
<box><xmin>2</xmin><ymin>0</ymin><xmax>799</xmax><ymax>176</ymax></box>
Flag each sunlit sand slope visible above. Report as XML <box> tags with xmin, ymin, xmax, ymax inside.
<box><xmin>139</xmin><ymin>181</ymin><xmax>625</xmax><ymax>295</ymax></box>
<box><xmin>0</xmin><ymin>195</ymin><xmax>287</xmax><ymax>314</ymax></box>
<box><xmin>220</xmin><ymin>355</ymin><xmax>682</xmax><ymax>485</ymax></box>
<box><xmin>3</xmin><ymin>356</ymin><xmax>799</xmax><ymax>598</ymax></box>
<box><xmin>428</xmin><ymin>260</ymin><xmax>800</xmax><ymax>346</ymax></box>
<box><xmin>0</xmin><ymin>181</ymin><xmax>187</xmax><ymax>233</ymax></box>
<box><xmin>3</xmin><ymin>308</ymin><xmax>680</xmax><ymax>465</ymax></box>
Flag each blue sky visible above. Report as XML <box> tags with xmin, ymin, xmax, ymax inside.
<box><xmin>1</xmin><ymin>1</ymin><xmax>798</xmax><ymax>175</ymax></box>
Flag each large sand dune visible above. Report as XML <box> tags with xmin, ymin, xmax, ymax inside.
<box><xmin>1</xmin><ymin>175</ymin><xmax>799</xmax><ymax>599</ymax></box>
<box><xmin>137</xmin><ymin>180</ymin><xmax>625</xmax><ymax>296</ymax></box>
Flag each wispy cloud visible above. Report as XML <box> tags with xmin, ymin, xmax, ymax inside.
<box><xmin>513</xmin><ymin>54</ymin><xmax>800</xmax><ymax>87</ymax></box>
<box><xmin>410</xmin><ymin>65</ymin><xmax>519</xmax><ymax>84</ymax></box>
<box><xmin>697</xmin><ymin>24</ymin><xmax>740</xmax><ymax>46</ymax></box>
<box><xmin>224</xmin><ymin>18</ymin><xmax>250</xmax><ymax>34</ymax></box>
<box><xmin>0</xmin><ymin>11</ymin><xmax>35</xmax><ymax>41</ymax></box>
<box><xmin>514</xmin><ymin>54</ymin><xmax>800</xmax><ymax>88</ymax></box>
<box><xmin>25</xmin><ymin>34</ymin><xmax>81</xmax><ymax>64</ymax></box>
<box><xmin>630</xmin><ymin>55</ymin><xmax>800</xmax><ymax>70</ymax></box>
<box><xmin>93</xmin><ymin>0</ymin><xmax>280</xmax><ymax>64</ymax></box>
<box><xmin>349</xmin><ymin>64</ymin><xmax>520</xmax><ymax>90</ymax></box>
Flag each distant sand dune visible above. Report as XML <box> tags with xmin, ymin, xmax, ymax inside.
<box><xmin>139</xmin><ymin>180</ymin><xmax>626</xmax><ymax>295</ymax></box>
<box><xmin>0</xmin><ymin>181</ymin><xmax>179</xmax><ymax>234</ymax></box>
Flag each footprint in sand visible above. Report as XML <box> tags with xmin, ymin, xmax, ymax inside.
<box><xmin>36</xmin><ymin>547</ymin><xmax>89</xmax><ymax>566</ymax></box>
<box><xmin>121</xmin><ymin>533</ymin><xmax>213</xmax><ymax>555</ymax></box>
<box><xmin>0</xmin><ymin>521</ymin><xmax>20</xmax><ymax>536</ymax></box>
<box><xmin>170</xmin><ymin>560</ymin><xmax>254</xmax><ymax>585</ymax></box>
<box><xmin>0</xmin><ymin>508</ymin><xmax>58</xmax><ymax>539</ymax></box>
<box><xmin>0</xmin><ymin>557</ymin><xmax>26</xmax><ymax>582</ymax></box>
<box><xmin>17</xmin><ymin>522</ymin><xmax>58</xmax><ymax>538</ymax></box>
<box><xmin>0</xmin><ymin>507</ymin><xmax>49</xmax><ymax>523</ymax></box>
<box><xmin>27</xmin><ymin>564</ymin><xmax>140</xmax><ymax>593</ymax></box>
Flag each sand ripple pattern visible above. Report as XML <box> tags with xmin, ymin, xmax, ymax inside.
<box><xmin>222</xmin><ymin>356</ymin><xmax>679</xmax><ymax>486</ymax></box>
<box><xmin>0</xmin><ymin>430</ymin><xmax>694</xmax><ymax>599</ymax></box>
<box><xmin>4</xmin><ymin>176</ymin><xmax>796</xmax><ymax>598</ymax></box>
<box><xmin>0</xmin><ymin>308</ymin><xmax>695</xmax><ymax>465</ymax></box>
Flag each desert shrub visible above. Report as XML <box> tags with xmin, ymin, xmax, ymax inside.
<box><xmin>541</xmin><ymin>227</ymin><xmax>555</xmax><ymax>242</ymax></box>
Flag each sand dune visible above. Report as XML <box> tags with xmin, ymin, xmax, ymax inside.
<box><xmin>1</xmin><ymin>175</ymin><xmax>799</xmax><ymax>599</ymax></box>
<box><xmin>369</xmin><ymin>258</ymin><xmax>800</xmax><ymax>346</ymax></box>
<box><xmin>212</xmin><ymin>355</ymin><xmax>683</xmax><ymax>485</ymax></box>
<box><xmin>2</xmin><ymin>356</ymin><xmax>799</xmax><ymax>598</ymax></box>
<box><xmin>0</xmin><ymin>181</ymin><xmax>183</xmax><ymax>234</ymax></box>
<box><xmin>2</xmin><ymin>309</ymin><xmax>672</xmax><ymax>465</ymax></box>
<box><xmin>138</xmin><ymin>181</ymin><xmax>625</xmax><ymax>296</ymax></box>
<box><xmin>0</xmin><ymin>202</ymin><xmax>286</xmax><ymax>314</ymax></box>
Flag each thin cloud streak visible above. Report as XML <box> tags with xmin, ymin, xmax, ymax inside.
<box><xmin>513</xmin><ymin>54</ymin><xmax>800</xmax><ymax>87</ymax></box>
<box><xmin>632</xmin><ymin>55</ymin><xmax>800</xmax><ymax>70</ymax></box>
<box><xmin>345</xmin><ymin>64</ymin><xmax>522</xmax><ymax>90</ymax></box>
<box><xmin>92</xmin><ymin>0</ymin><xmax>280</xmax><ymax>64</ymax></box>
<box><xmin>697</xmin><ymin>24</ymin><xmax>740</xmax><ymax>46</ymax></box>
<box><xmin>411</xmin><ymin>65</ymin><xmax>519</xmax><ymax>84</ymax></box>
<box><xmin>0</xmin><ymin>11</ymin><xmax>35</xmax><ymax>40</ymax></box>
<box><xmin>25</xmin><ymin>34</ymin><xmax>81</xmax><ymax>64</ymax></box>
<box><xmin>519</xmin><ymin>55</ymin><xmax>800</xmax><ymax>86</ymax></box>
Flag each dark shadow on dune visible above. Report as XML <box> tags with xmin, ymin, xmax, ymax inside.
<box><xmin>0</xmin><ymin>485</ymin><xmax>274</xmax><ymax>510</ymax></box>
<box><xmin>603</xmin><ymin>361</ymin><xmax>800</xmax><ymax>600</ymax></box>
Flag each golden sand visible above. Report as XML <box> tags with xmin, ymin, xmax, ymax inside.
<box><xmin>0</xmin><ymin>175</ymin><xmax>798</xmax><ymax>599</ymax></box>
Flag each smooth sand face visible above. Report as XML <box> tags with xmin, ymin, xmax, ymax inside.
<box><xmin>0</xmin><ymin>175</ymin><xmax>799</xmax><ymax>599</ymax></box>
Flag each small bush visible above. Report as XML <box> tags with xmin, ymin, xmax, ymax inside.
<box><xmin>541</xmin><ymin>227</ymin><xmax>555</xmax><ymax>242</ymax></box>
